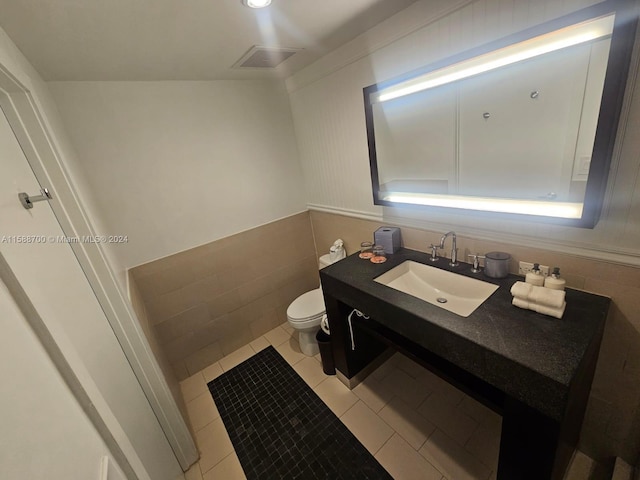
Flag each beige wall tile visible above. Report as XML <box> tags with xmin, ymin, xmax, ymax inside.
<box><xmin>155</xmin><ymin>303</ymin><xmax>211</xmax><ymax>345</ymax></box>
<box><xmin>163</xmin><ymin>326</ymin><xmax>219</xmax><ymax>364</ymax></box>
<box><xmin>219</xmin><ymin>345</ymin><xmax>255</xmax><ymax>372</ymax></box>
<box><xmin>206</xmin><ymin>289</ymin><xmax>242</xmax><ymax>319</ymax></box>
<box><xmin>129</xmin><ymin>272</ymin><xmax>189</xmax><ymax>423</ymax></box>
<box><xmin>185</xmin><ymin>343</ymin><xmax>224</xmax><ymax>376</ymax></box>
<box><xmin>146</xmin><ymin>288</ymin><xmax>191</xmax><ymax>325</ymax></box>
<box><xmin>172</xmin><ymin>361</ymin><xmax>190</xmax><ymax>382</ymax></box>
<box><xmin>249</xmin><ymin>310</ymin><xmax>282</xmax><ymax>339</ymax></box>
<box><xmin>311</xmin><ymin>211</ymin><xmax>383</xmax><ymax>258</ymax></box>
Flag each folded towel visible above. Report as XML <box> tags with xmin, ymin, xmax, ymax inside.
<box><xmin>512</xmin><ymin>297</ymin><xmax>566</xmax><ymax>319</ymax></box>
<box><xmin>510</xmin><ymin>281</ymin><xmax>533</xmax><ymax>299</ymax></box>
<box><xmin>510</xmin><ymin>281</ymin><xmax>566</xmax><ymax>309</ymax></box>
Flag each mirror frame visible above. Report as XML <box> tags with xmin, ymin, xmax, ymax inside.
<box><xmin>363</xmin><ymin>0</ymin><xmax>638</xmax><ymax>228</ymax></box>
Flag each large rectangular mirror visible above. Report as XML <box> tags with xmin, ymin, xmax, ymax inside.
<box><xmin>364</xmin><ymin>0</ymin><xmax>638</xmax><ymax>228</ymax></box>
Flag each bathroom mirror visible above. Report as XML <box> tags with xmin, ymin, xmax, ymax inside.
<box><xmin>364</xmin><ymin>0</ymin><xmax>638</xmax><ymax>228</ymax></box>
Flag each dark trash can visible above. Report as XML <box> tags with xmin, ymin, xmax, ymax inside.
<box><xmin>316</xmin><ymin>329</ymin><xmax>335</xmax><ymax>375</ymax></box>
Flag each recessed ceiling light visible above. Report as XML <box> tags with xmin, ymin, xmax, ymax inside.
<box><xmin>242</xmin><ymin>0</ymin><xmax>272</xmax><ymax>8</ymax></box>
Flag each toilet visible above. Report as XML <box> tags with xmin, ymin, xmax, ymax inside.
<box><xmin>286</xmin><ymin>253</ymin><xmax>339</xmax><ymax>356</ymax></box>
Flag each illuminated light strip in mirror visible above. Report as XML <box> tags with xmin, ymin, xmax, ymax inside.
<box><xmin>372</xmin><ymin>14</ymin><xmax>614</xmax><ymax>104</ymax></box>
<box><xmin>383</xmin><ymin>192</ymin><xmax>584</xmax><ymax>219</ymax></box>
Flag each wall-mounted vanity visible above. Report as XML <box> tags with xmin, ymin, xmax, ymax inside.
<box><xmin>320</xmin><ymin>248</ymin><xmax>610</xmax><ymax>480</ymax></box>
<box><xmin>364</xmin><ymin>0</ymin><xmax>638</xmax><ymax>227</ymax></box>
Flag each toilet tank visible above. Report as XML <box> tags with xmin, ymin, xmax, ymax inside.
<box><xmin>319</xmin><ymin>253</ymin><xmax>335</xmax><ymax>269</ymax></box>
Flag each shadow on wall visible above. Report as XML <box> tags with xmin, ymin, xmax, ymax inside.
<box><xmin>581</xmin><ymin>300</ymin><xmax>640</xmax><ymax>465</ymax></box>
<box><xmin>128</xmin><ymin>212</ymin><xmax>319</xmax><ymax>381</ymax></box>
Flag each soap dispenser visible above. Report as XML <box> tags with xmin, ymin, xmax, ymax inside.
<box><xmin>526</xmin><ymin>263</ymin><xmax>545</xmax><ymax>286</ymax></box>
<box><xmin>544</xmin><ymin>267</ymin><xmax>566</xmax><ymax>291</ymax></box>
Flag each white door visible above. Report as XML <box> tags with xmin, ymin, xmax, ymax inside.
<box><xmin>0</xmin><ymin>270</ymin><xmax>126</xmax><ymax>480</ymax></box>
<box><xmin>0</xmin><ymin>104</ymin><xmax>181</xmax><ymax>479</ymax></box>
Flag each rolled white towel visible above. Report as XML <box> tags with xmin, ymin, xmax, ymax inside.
<box><xmin>512</xmin><ymin>297</ymin><xmax>566</xmax><ymax>319</ymax></box>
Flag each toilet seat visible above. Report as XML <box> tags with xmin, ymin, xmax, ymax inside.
<box><xmin>287</xmin><ymin>288</ymin><xmax>325</xmax><ymax>328</ymax></box>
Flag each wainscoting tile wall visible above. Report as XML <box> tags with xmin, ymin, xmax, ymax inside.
<box><xmin>309</xmin><ymin>209</ymin><xmax>640</xmax><ymax>465</ymax></box>
<box><xmin>128</xmin><ymin>272</ymin><xmax>190</xmax><ymax>423</ymax></box>
<box><xmin>130</xmin><ymin>212</ymin><xmax>319</xmax><ymax>381</ymax></box>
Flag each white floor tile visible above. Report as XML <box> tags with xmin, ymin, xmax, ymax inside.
<box><xmin>180</xmin><ymin>372</ymin><xmax>208</xmax><ymax>403</ymax></box>
<box><xmin>274</xmin><ymin>336</ymin><xmax>306</xmax><ymax>365</ymax></box>
<box><xmin>202</xmin><ymin>452</ymin><xmax>247</xmax><ymax>480</ymax></box>
<box><xmin>292</xmin><ymin>356</ymin><xmax>327</xmax><ymax>388</ymax></box>
<box><xmin>379</xmin><ymin>367</ymin><xmax>432</xmax><ymax>409</ymax></box>
<box><xmin>353</xmin><ymin>375</ymin><xmax>394</xmax><ymax>413</ymax></box>
<box><xmin>249</xmin><ymin>335</ymin><xmax>269</xmax><ymax>353</ymax></box>
<box><xmin>196</xmin><ymin>418</ymin><xmax>234</xmax><ymax>474</ymax></box>
<box><xmin>376</xmin><ymin>433</ymin><xmax>443</xmax><ymax>480</ymax></box>
<box><xmin>419</xmin><ymin>429</ymin><xmax>492</xmax><ymax>480</ymax></box>
<box><xmin>186</xmin><ymin>391</ymin><xmax>220</xmax><ymax>432</ymax></box>
<box><xmin>184</xmin><ymin>462</ymin><xmax>203</xmax><ymax>480</ymax></box>
<box><xmin>340</xmin><ymin>400</ymin><xmax>394</xmax><ymax>454</ymax></box>
<box><xmin>313</xmin><ymin>376</ymin><xmax>359</xmax><ymax>417</ymax></box>
<box><xmin>201</xmin><ymin>362</ymin><xmax>223</xmax><ymax>383</ymax></box>
<box><xmin>264</xmin><ymin>325</ymin><xmax>290</xmax><ymax>347</ymax></box>
<box><xmin>464</xmin><ymin>414</ymin><xmax>501</xmax><ymax>471</ymax></box>
<box><xmin>418</xmin><ymin>391</ymin><xmax>478</xmax><ymax>446</ymax></box>
<box><xmin>379</xmin><ymin>397</ymin><xmax>436</xmax><ymax>450</ymax></box>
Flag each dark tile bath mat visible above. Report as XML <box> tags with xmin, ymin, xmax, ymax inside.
<box><xmin>208</xmin><ymin>346</ymin><xmax>392</xmax><ymax>479</ymax></box>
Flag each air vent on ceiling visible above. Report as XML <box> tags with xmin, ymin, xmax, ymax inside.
<box><xmin>233</xmin><ymin>45</ymin><xmax>301</xmax><ymax>69</ymax></box>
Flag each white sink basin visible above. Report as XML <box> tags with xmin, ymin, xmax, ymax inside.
<box><xmin>374</xmin><ymin>260</ymin><xmax>499</xmax><ymax>317</ymax></box>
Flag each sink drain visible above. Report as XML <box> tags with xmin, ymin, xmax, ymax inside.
<box><xmin>437</xmin><ymin>297</ymin><xmax>448</xmax><ymax>304</ymax></box>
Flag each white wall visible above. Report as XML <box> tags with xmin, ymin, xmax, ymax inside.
<box><xmin>287</xmin><ymin>0</ymin><xmax>640</xmax><ymax>265</ymax></box>
<box><xmin>48</xmin><ymin>80</ymin><xmax>307</xmax><ymax>270</ymax></box>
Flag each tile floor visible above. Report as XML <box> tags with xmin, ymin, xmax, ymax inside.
<box><xmin>179</xmin><ymin>323</ymin><xmax>596</xmax><ymax>480</ymax></box>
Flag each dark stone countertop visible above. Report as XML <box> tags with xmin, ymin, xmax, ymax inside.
<box><xmin>319</xmin><ymin>248</ymin><xmax>610</xmax><ymax>421</ymax></box>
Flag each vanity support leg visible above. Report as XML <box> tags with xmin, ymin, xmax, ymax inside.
<box><xmin>323</xmin><ymin>295</ymin><xmax>386</xmax><ymax>382</ymax></box>
<box><xmin>498</xmin><ymin>397</ymin><xmax>565</xmax><ymax>480</ymax></box>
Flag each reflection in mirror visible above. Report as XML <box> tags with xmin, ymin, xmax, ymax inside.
<box><xmin>364</xmin><ymin>1</ymin><xmax>637</xmax><ymax>227</ymax></box>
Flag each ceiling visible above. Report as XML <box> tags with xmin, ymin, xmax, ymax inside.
<box><xmin>0</xmin><ymin>0</ymin><xmax>417</xmax><ymax>81</ymax></box>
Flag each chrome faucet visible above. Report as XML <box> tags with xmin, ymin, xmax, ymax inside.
<box><xmin>439</xmin><ymin>231</ymin><xmax>458</xmax><ymax>267</ymax></box>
